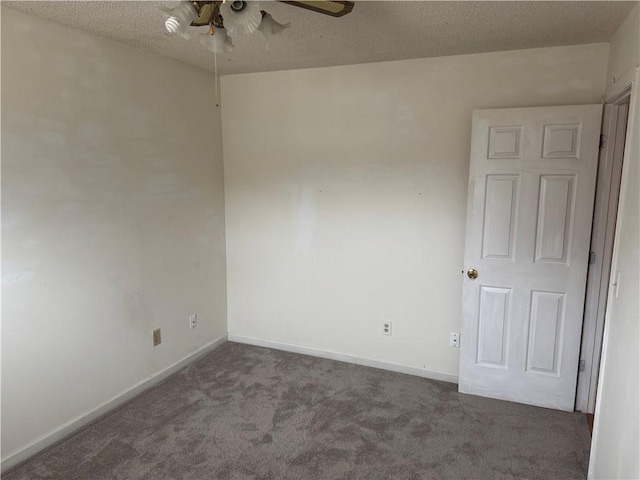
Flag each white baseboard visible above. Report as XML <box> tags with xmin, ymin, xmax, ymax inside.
<box><xmin>228</xmin><ymin>334</ymin><xmax>459</xmax><ymax>384</ymax></box>
<box><xmin>1</xmin><ymin>335</ymin><xmax>228</xmax><ymax>473</ymax></box>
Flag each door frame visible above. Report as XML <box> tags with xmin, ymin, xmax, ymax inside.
<box><xmin>576</xmin><ymin>75</ymin><xmax>635</xmax><ymax>413</ymax></box>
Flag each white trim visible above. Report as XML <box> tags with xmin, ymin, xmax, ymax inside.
<box><xmin>1</xmin><ymin>335</ymin><xmax>228</xmax><ymax>473</ymax></box>
<box><xmin>228</xmin><ymin>334</ymin><xmax>459</xmax><ymax>384</ymax></box>
<box><xmin>605</xmin><ymin>65</ymin><xmax>639</xmax><ymax>103</ymax></box>
<box><xmin>576</xmin><ymin>96</ymin><xmax>630</xmax><ymax>413</ymax></box>
<box><xmin>588</xmin><ymin>67</ymin><xmax>639</xmax><ymax>480</ymax></box>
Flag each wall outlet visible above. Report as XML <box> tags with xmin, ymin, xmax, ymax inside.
<box><xmin>189</xmin><ymin>314</ymin><xmax>197</xmax><ymax>330</ymax></box>
<box><xmin>382</xmin><ymin>321</ymin><xmax>392</xmax><ymax>336</ymax></box>
<box><xmin>449</xmin><ymin>332</ymin><xmax>460</xmax><ymax>348</ymax></box>
<box><xmin>153</xmin><ymin>328</ymin><xmax>162</xmax><ymax>347</ymax></box>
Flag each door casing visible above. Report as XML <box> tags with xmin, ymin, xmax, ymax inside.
<box><xmin>576</xmin><ymin>87</ymin><xmax>631</xmax><ymax>413</ymax></box>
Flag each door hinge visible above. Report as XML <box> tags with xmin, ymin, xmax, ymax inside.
<box><xmin>579</xmin><ymin>359</ymin><xmax>586</xmax><ymax>372</ymax></box>
<box><xmin>599</xmin><ymin>134</ymin><xmax>606</xmax><ymax>150</ymax></box>
<box><xmin>589</xmin><ymin>251</ymin><xmax>596</xmax><ymax>264</ymax></box>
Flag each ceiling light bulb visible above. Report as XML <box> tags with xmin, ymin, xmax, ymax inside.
<box><xmin>230</xmin><ymin>1</ymin><xmax>247</xmax><ymax>12</ymax></box>
<box><xmin>159</xmin><ymin>1</ymin><xmax>198</xmax><ymax>39</ymax></box>
<box><xmin>220</xmin><ymin>1</ymin><xmax>262</xmax><ymax>36</ymax></box>
<box><xmin>164</xmin><ymin>16</ymin><xmax>181</xmax><ymax>35</ymax></box>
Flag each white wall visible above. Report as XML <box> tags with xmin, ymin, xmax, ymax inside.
<box><xmin>605</xmin><ymin>3</ymin><xmax>640</xmax><ymax>94</ymax></box>
<box><xmin>1</xmin><ymin>7</ymin><xmax>227</xmax><ymax>464</ymax></box>
<box><xmin>222</xmin><ymin>43</ymin><xmax>609</xmax><ymax>380</ymax></box>
<box><xmin>589</xmin><ymin>5</ymin><xmax>640</xmax><ymax>480</ymax></box>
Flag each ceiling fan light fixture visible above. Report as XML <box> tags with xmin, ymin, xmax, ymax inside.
<box><xmin>160</xmin><ymin>1</ymin><xmax>199</xmax><ymax>39</ymax></box>
<box><xmin>257</xmin><ymin>12</ymin><xmax>290</xmax><ymax>47</ymax></box>
<box><xmin>220</xmin><ymin>1</ymin><xmax>263</xmax><ymax>36</ymax></box>
<box><xmin>160</xmin><ymin>0</ymin><xmax>354</xmax><ymax>55</ymax></box>
<box><xmin>199</xmin><ymin>27</ymin><xmax>235</xmax><ymax>53</ymax></box>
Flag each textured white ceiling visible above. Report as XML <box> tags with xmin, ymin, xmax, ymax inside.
<box><xmin>5</xmin><ymin>1</ymin><xmax>637</xmax><ymax>75</ymax></box>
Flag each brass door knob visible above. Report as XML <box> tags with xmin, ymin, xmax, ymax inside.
<box><xmin>467</xmin><ymin>268</ymin><xmax>478</xmax><ymax>280</ymax></box>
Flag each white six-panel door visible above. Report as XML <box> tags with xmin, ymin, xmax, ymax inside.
<box><xmin>459</xmin><ymin>105</ymin><xmax>602</xmax><ymax>411</ymax></box>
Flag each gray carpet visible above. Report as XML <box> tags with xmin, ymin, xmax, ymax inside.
<box><xmin>4</xmin><ymin>342</ymin><xmax>591</xmax><ymax>479</ymax></box>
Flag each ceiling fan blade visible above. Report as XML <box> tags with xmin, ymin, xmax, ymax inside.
<box><xmin>280</xmin><ymin>1</ymin><xmax>354</xmax><ymax>18</ymax></box>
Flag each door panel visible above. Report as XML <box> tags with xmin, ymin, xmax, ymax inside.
<box><xmin>477</xmin><ymin>286</ymin><xmax>510</xmax><ymax>367</ymax></box>
<box><xmin>535</xmin><ymin>175</ymin><xmax>576</xmax><ymax>264</ymax></box>
<box><xmin>526</xmin><ymin>290</ymin><xmax>565</xmax><ymax>374</ymax></box>
<box><xmin>459</xmin><ymin>105</ymin><xmax>602</xmax><ymax>411</ymax></box>
<box><xmin>482</xmin><ymin>175</ymin><xmax>519</xmax><ymax>261</ymax></box>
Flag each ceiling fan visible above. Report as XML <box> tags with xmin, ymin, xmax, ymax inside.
<box><xmin>160</xmin><ymin>1</ymin><xmax>355</xmax><ymax>52</ymax></box>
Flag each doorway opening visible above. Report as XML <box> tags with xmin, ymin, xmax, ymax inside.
<box><xmin>576</xmin><ymin>87</ymin><xmax>631</xmax><ymax>419</ymax></box>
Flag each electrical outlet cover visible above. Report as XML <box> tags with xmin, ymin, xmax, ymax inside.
<box><xmin>153</xmin><ymin>328</ymin><xmax>162</xmax><ymax>347</ymax></box>
<box><xmin>382</xmin><ymin>321</ymin><xmax>392</xmax><ymax>336</ymax></box>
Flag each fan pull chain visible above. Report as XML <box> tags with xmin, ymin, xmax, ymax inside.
<box><xmin>214</xmin><ymin>50</ymin><xmax>219</xmax><ymax>107</ymax></box>
<box><xmin>209</xmin><ymin>22</ymin><xmax>219</xmax><ymax>108</ymax></box>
